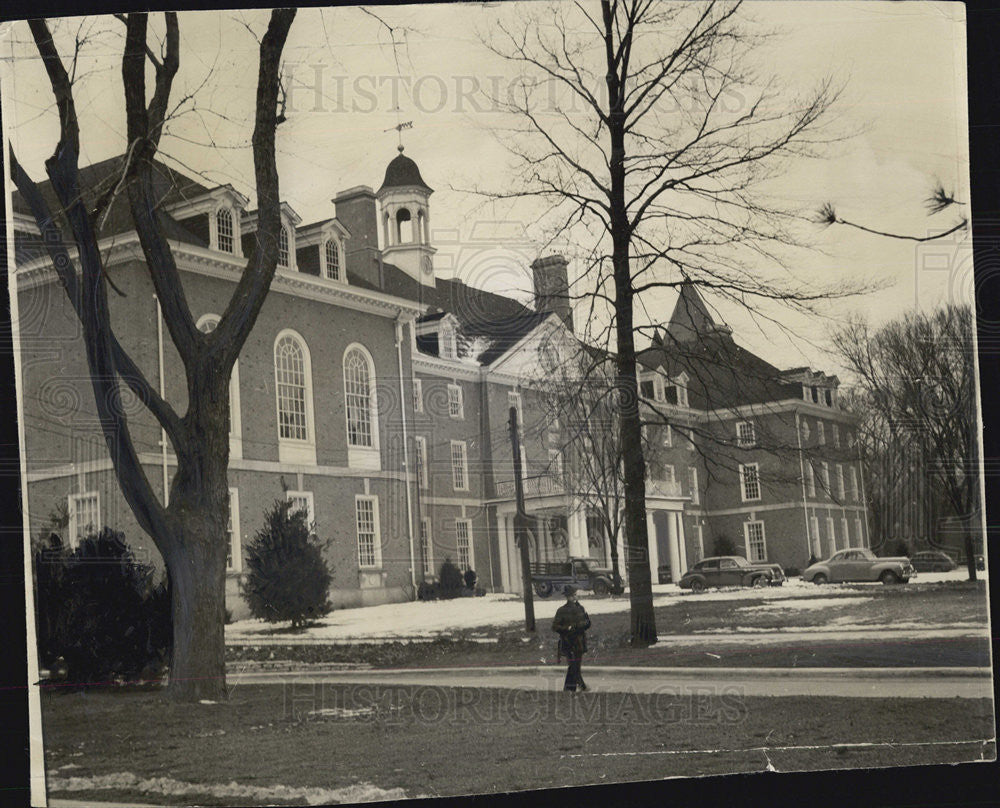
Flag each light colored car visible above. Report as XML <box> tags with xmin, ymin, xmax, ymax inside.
<box><xmin>802</xmin><ymin>548</ymin><xmax>915</xmax><ymax>585</ymax></box>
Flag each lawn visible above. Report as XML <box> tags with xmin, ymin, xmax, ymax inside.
<box><xmin>227</xmin><ymin>580</ymin><xmax>991</xmax><ymax>671</ymax></box>
<box><xmin>42</xmin><ymin>685</ymin><xmax>996</xmax><ymax>805</ymax></box>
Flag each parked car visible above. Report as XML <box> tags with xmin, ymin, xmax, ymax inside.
<box><xmin>678</xmin><ymin>555</ymin><xmax>785</xmax><ymax>593</ymax></box>
<box><xmin>802</xmin><ymin>548</ymin><xmax>915</xmax><ymax>585</ymax></box>
<box><xmin>530</xmin><ymin>557</ymin><xmax>619</xmax><ymax>597</ymax></box>
<box><xmin>910</xmin><ymin>551</ymin><xmax>957</xmax><ymax>573</ymax></box>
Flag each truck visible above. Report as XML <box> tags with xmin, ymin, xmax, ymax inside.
<box><xmin>529</xmin><ymin>557</ymin><xmax>619</xmax><ymax>597</ymax></box>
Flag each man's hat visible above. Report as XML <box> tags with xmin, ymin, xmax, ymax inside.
<box><xmin>563</xmin><ymin>585</ymin><xmax>577</xmax><ymax>596</ymax></box>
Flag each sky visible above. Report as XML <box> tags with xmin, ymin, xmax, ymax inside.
<box><xmin>1</xmin><ymin>2</ymin><xmax>972</xmax><ymax>378</ymax></box>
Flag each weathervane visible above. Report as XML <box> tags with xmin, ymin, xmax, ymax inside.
<box><xmin>384</xmin><ymin>110</ymin><xmax>413</xmax><ymax>151</ymax></box>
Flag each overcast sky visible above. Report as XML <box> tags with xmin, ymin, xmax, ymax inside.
<box><xmin>2</xmin><ymin>2</ymin><xmax>971</xmax><ymax>378</ymax></box>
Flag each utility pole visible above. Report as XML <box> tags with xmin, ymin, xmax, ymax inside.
<box><xmin>509</xmin><ymin>406</ymin><xmax>535</xmax><ymax>632</ymax></box>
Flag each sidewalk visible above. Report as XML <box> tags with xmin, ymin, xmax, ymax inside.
<box><xmin>226</xmin><ymin>663</ymin><xmax>994</xmax><ymax>699</ymax></box>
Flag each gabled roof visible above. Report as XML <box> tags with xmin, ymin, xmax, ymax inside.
<box><xmin>665</xmin><ymin>281</ymin><xmax>732</xmax><ymax>343</ymax></box>
<box><xmin>12</xmin><ymin>155</ymin><xmax>219</xmax><ymax>246</ymax></box>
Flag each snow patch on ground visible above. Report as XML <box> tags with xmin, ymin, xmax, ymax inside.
<box><xmin>739</xmin><ymin>597</ymin><xmax>873</xmax><ymax>612</ymax></box>
<box><xmin>47</xmin><ymin>772</ymin><xmax>413</xmax><ymax>804</ymax></box>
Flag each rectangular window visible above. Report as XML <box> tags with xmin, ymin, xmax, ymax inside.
<box><xmin>688</xmin><ymin>467</ymin><xmax>699</xmax><ymax>505</ymax></box>
<box><xmin>841</xmin><ymin>517</ymin><xmax>850</xmax><ymax>549</ymax></box>
<box><xmin>440</xmin><ymin>326</ymin><xmax>457</xmax><ymax>359</ymax></box>
<box><xmin>810</xmin><ymin>516</ymin><xmax>821</xmax><ymax>557</ymax></box>
<box><xmin>448</xmin><ymin>384</ymin><xmax>464</xmax><ymax>419</ymax></box>
<box><xmin>412</xmin><ymin>378</ymin><xmax>423</xmax><ymax>413</ymax></box>
<box><xmin>736</xmin><ymin>421</ymin><xmax>756</xmax><ymax>448</ymax></box>
<box><xmin>694</xmin><ymin>524</ymin><xmax>704</xmax><ymax>562</ymax></box>
<box><xmin>825</xmin><ymin>389</ymin><xmax>833</xmax><ymax>407</ymax></box>
<box><xmin>414</xmin><ymin>436</ymin><xmax>428</xmax><ymax>489</ymax></box>
<box><xmin>68</xmin><ymin>491</ymin><xmax>100</xmax><ymax>546</ymax></box>
<box><xmin>805</xmin><ymin>462</ymin><xmax>816</xmax><ymax>497</ymax></box>
<box><xmin>420</xmin><ymin>517</ymin><xmax>433</xmax><ymax>577</ymax></box>
<box><xmin>826</xmin><ymin>517</ymin><xmax>837</xmax><ymax>555</ymax></box>
<box><xmin>278</xmin><ymin>225</ymin><xmax>290</xmax><ymax>268</ymax></box>
<box><xmin>227</xmin><ymin>488</ymin><xmax>241</xmax><ymax>572</ymax></box>
<box><xmin>744</xmin><ymin>521</ymin><xmax>767</xmax><ymax>563</ymax></box>
<box><xmin>286</xmin><ymin>490</ymin><xmax>315</xmax><ymax>525</ymax></box>
<box><xmin>848</xmin><ymin>466</ymin><xmax>859</xmax><ymax>501</ymax></box>
<box><xmin>836</xmin><ymin>464</ymin><xmax>845</xmax><ymax>499</ymax></box>
<box><xmin>739</xmin><ymin>463</ymin><xmax>760</xmax><ymax>502</ymax></box>
<box><xmin>456</xmin><ymin>519</ymin><xmax>474</xmax><ymax>571</ymax></box>
<box><xmin>803</xmin><ymin>385</ymin><xmax>811</xmax><ymax>402</ymax></box>
<box><xmin>216</xmin><ymin>208</ymin><xmax>234</xmax><ymax>253</ymax></box>
<box><xmin>662</xmin><ymin>464</ymin><xmax>675</xmax><ymax>484</ymax></box>
<box><xmin>817</xmin><ymin>422</ymin><xmax>826</xmax><ymax>445</ymax></box>
<box><xmin>821</xmin><ymin>462</ymin><xmax>830</xmax><ymax>495</ymax></box>
<box><xmin>855</xmin><ymin>518</ymin><xmax>864</xmax><ymax>547</ymax></box>
<box><xmin>451</xmin><ymin>440</ymin><xmax>468</xmax><ymax>491</ymax></box>
<box><xmin>639</xmin><ymin>379</ymin><xmax>655</xmax><ymax>400</ymax></box>
<box><xmin>355</xmin><ymin>495</ymin><xmax>381</xmax><ymax>568</ymax></box>
<box><xmin>832</xmin><ymin>423</ymin><xmax>839</xmax><ymax>447</ymax></box>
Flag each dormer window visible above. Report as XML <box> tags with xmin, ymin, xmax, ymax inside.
<box><xmin>440</xmin><ymin>324</ymin><xmax>457</xmax><ymax>360</ymax></box>
<box><xmin>324</xmin><ymin>238</ymin><xmax>342</xmax><ymax>281</ymax></box>
<box><xmin>278</xmin><ymin>226</ymin><xmax>290</xmax><ymax>268</ymax></box>
<box><xmin>665</xmin><ymin>379</ymin><xmax>688</xmax><ymax>408</ymax></box>
<box><xmin>216</xmin><ymin>207</ymin><xmax>235</xmax><ymax>253</ymax></box>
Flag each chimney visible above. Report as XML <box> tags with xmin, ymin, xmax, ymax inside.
<box><xmin>531</xmin><ymin>254</ymin><xmax>573</xmax><ymax>331</ymax></box>
<box><xmin>333</xmin><ymin>185</ymin><xmax>381</xmax><ymax>289</ymax></box>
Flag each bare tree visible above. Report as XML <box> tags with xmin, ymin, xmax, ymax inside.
<box><xmin>818</xmin><ymin>181</ymin><xmax>968</xmax><ymax>242</ymax></box>
<box><xmin>832</xmin><ymin>305</ymin><xmax>981</xmax><ymax>580</ymax></box>
<box><xmin>481</xmin><ymin>0</ymin><xmax>855</xmax><ymax>645</ymax></box>
<box><xmin>11</xmin><ymin>10</ymin><xmax>296</xmax><ymax>700</ymax></box>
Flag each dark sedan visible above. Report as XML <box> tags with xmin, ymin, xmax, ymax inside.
<box><xmin>910</xmin><ymin>551</ymin><xmax>957</xmax><ymax>573</ymax></box>
<box><xmin>678</xmin><ymin>555</ymin><xmax>785</xmax><ymax>592</ymax></box>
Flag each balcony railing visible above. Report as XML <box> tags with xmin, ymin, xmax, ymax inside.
<box><xmin>494</xmin><ymin>475</ymin><xmax>565</xmax><ymax>499</ymax></box>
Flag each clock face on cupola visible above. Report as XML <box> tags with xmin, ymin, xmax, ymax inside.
<box><xmin>422</xmin><ymin>254</ymin><xmax>433</xmax><ymax>276</ymax></box>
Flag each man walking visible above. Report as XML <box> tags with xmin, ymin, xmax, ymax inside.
<box><xmin>552</xmin><ymin>585</ymin><xmax>591</xmax><ymax>692</ymax></box>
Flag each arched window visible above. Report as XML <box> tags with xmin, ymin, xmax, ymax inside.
<box><xmin>277</xmin><ymin>225</ymin><xmax>290</xmax><ymax>268</ymax></box>
<box><xmin>325</xmin><ymin>238</ymin><xmax>341</xmax><ymax>281</ymax></box>
<box><xmin>275</xmin><ymin>334</ymin><xmax>308</xmax><ymax>441</ymax></box>
<box><xmin>396</xmin><ymin>208</ymin><xmax>413</xmax><ymax>244</ymax></box>
<box><xmin>216</xmin><ymin>208</ymin><xmax>234</xmax><ymax>253</ymax></box>
<box><xmin>344</xmin><ymin>346</ymin><xmax>376</xmax><ymax>448</ymax></box>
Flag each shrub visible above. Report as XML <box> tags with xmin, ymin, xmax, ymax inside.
<box><xmin>417</xmin><ymin>580</ymin><xmax>439</xmax><ymax>601</ymax></box>
<box><xmin>240</xmin><ymin>499</ymin><xmax>332</xmax><ymax>629</ymax></box>
<box><xmin>463</xmin><ymin>568</ymin><xmax>478</xmax><ymax>590</ymax></box>
<box><xmin>438</xmin><ymin>557</ymin><xmax>464</xmax><ymax>599</ymax></box>
<box><xmin>33</xmin><ymin>527</ymin><xmax>171</xmax><ymax>686</ymax></box>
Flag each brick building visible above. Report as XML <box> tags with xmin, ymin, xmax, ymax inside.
<box><xmin>13</xmin><ymin>147</ymin><xmax>868</xmax><ymax>615</ymax></box>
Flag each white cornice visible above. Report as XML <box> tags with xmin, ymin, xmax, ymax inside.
<box><xmin>14</xmin><ymin>233</ymin><xmax>425</xmax><ymax>318</ymax></box>
<box><xmin>412</xmin><ymin>354</ymin><xmax>483</xmax><ymax>380</ymax></box>
<box><xmin>12</xmin><ymin>211</ymin><xmax>40</xmax><ymax>235</ymax></box>
<box><xmin>704</xmin><ymin>399</ymin><xmax>858</xmax><ymax>424</ymax></box>
<box><xmin>163</xmin><ymin>185</ymin><xmax>250</xmax><ymax>219</ymax></box>
<box><xmin>296</xmin><ymin>219</ymin><xmax>351</xmax><ymax>247</ymax></box>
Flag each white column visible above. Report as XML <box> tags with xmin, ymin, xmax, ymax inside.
<box><xmin>646</xmin><ymin>511</ymin><xmax>660</xmax><ymax>582</ymax></box>
<box><xmin>666</xmin><ymin>511</ymin><xmax>681</xmax><ymax>583</ymax></box>
<box><xmin>616</xmin><ymin>507</ymin><xmax>628</xmax><ymax>584</ymax></box>
<box><xmin>675</xmin><ymin>512</ymin><xmax>688</xmax><ymax>576</ymax></box>
<box><xmin>569</xmin><ymin>506</ymin><xmax>587</xmax><ymax>557</ymax></box>
<box><xmin>497</xmin><ymin>512</ymin><xmax>511</xmax><ymax>592</ymax></box>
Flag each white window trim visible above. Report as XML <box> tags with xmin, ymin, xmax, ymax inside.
<box><xmin>841</xmin><ymin>517</ymin><xmax>850</xmax><ymax>549</ymax></box>
<box><xmin>689</xmin><ymin>467</ymin><xmax>699</xmax><ymax>505</ymax></box>
<box><xmin>285</xmin><ymin>490</ymin><xmax>315</xmax><ymax>525</ymax></box>
<box><xmin>420</xmin><ymin>517</ymin><xmax>434</xmax><ymax>577</ymax></box>
<box><xmin>451</xmin><ymin>440</ymin><xmax>469</xmax><ymax>491</ymax></box>
<box><xmin>276</xmin><ymin>223</ymin><xmax>297</xmax><ymax>270</ymax></box>
<box><xmin>736</xmin><ymin>420</ymin><xmax>756</xmax><ymax>448</ymax></box>
<box><xmin>806</xmin><ymin>462</ymin><xmax>816</xmax><ymax>497</ymax></box>
<box><xmin>274</xmin><ymin>329</ymin><xmax>317</xmax><ymax>465</ymax></box>
<box><xmin>832</xmin><ymin>423</ymin><xmax>840</xmax><ymax>448</ymax></box>
<box><xmin>848</xmin><ymin>466</ymin><xmax>859</xmax><ymax>501</ymax></box>
<box><xmin>414</xmin><ymin>435</ymin><xmax>429</xmax><ymax>490</ymax></box>
<box><xmin>810</xmin><ymin>516</ymin><xmax>822</xmax><ymax>557</ymax></box>
<box><xmin>355</xmin><ymin>494</ymin><xmax>382</xmax><ymax>569</ymax></box>
<box><xmin>455</xmin><ymin>518</ymin><xmax>475</xmax><ymax>571</ymax></box>
<box><xmin>826</xmin><ymin>517</ymin><xmax>837</xmax><ymax>555</ymax></box>
<box><xmin>227</xmin><ymin>487</ymin><xmax>242</xmax><ymax>573</ymax></box>
<box><xmin>817</xmin><ymin>421</ymin><xmax>826</xmax><ymax>446</ymax></box>
<box><xmin>343</xmin><ymin>343</ymin><xmax>381</xmax><ymax>470</ymax></box>
<box><xmin>412</xmin><ymin>378</ymin><xmax>424</xmax><ymax>414</ymax></box>
<box><xmin>739</xmin><ymin>462</ymin><xmax>761</xmax><ymax>502</ymax></box>
<box><xmin>211</xmin><ymin>204</ymin><xmax>243</xmax><ymax>257</ymax></box>
<box><xmin>662</xmin><ymin>464</ymin><xmax>675</xmax><ymax>485</ymax></box>
<box><xmin>508</xmin><ymin>390</ymin><xmax>523</xmax><ymax>428</ymax></box>
<box><xmin>68</xmin><ymin>491</ymin><xmax>100</xmax><ymax>547</ymax></box>
<box><xmin>321</xmin><ymin>237</ymin><xmax>346</xmax><ymax>282</ymax></box>
<box><xmin>448</xmin><ymin>383</ymin><xmax>464</xmax><ymax>420</ymax></box>
<box><xmin>854</xmin><ymin>518</ymin><xmax>865</xmax><ymax>548</ymax></box>
<box><xmin>197</xmin><ymin>314</ymin><xmax>243</xmax><ymax>459</ymax></box>
<box><xmin>440</xmin><ymin>325</ymin><xmax>457</xmax><ymax>360</ymax></box>
<box><xmin>836</xmin><ymin>464</ymin><xmax>845</xmax><ymax>500</ymax></box>
<box><xmin>821</xmin><ymin>462</ymin><xmax>830</xmax><ymax>495</ymax></box>
<box><xmin>663</xmin><ymin>424</ymin><xmax>673</xmax><ymax>447</ymax></box>
<box><xmin>743</xmin><ymin>520</ymin><xmax>767</xmax><ymax>563</ymax></box>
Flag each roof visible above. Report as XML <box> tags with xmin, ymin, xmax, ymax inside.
<box><xmin>377</xmin><ymin>147</ymin><xmax>433</xmax><ymax>194</ymax></box>
<box><xmin>12</xmin><ymin>154</ymin><xmax>217</xmax><ymax>246</ymax></box>
<box><xmin>665</xmin><ymin>281</ymin><xmax>731</xmax><ymax>343</ymax></box>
